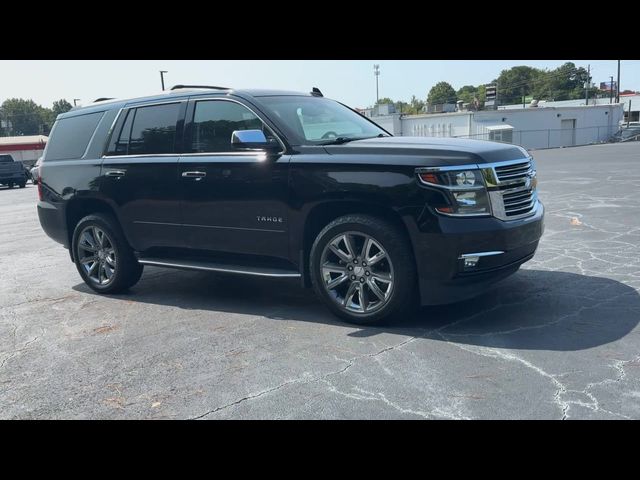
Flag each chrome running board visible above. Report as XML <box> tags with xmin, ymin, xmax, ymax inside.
<box><xmin>138</xmin><ymin>257</ymin><xmax>301</xmax><ymax>278</ymax></box>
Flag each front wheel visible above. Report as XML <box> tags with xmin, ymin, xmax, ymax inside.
<box><xmin>72</xmin><ymin>214</ymin><xmax>143</xmax><ymax>294</ymax></box>
<box><xmin>310</xmin><ymin>214</ymin><xmax>416</xmax><ymax>325</ymax></box>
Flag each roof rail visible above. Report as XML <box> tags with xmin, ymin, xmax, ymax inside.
<box><xmin>94</xmin><ymin>97</ymin><xmax>115</xmax><ymax>102</ymax></box>
<box><xmin>170</xmin><ymin>84</ymin><xmax>230</xmax><ymax>91</ymax></box>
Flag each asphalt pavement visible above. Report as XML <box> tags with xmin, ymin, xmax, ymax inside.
<box><xmin>1</xmin><ymin>142</ymin><xmax>639</xmax><ymax>419</ymax></box>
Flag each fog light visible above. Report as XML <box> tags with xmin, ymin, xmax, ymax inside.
<box><xmin>463</xmin><ymin>256</ymin><xmax>480</xmax><ymax>268</ymax></box>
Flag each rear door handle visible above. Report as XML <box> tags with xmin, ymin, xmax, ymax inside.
<box><xmin>105</xmin><ymin>170</ymin><xmax>126</xmax><ymax>178</ymax></box>
<box><xmin>182</xmin><ymin>171</ymin><xmax>207</xmax><ymax>179</ymax></box>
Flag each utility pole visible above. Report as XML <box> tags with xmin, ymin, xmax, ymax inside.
<box><xmin>610</xmin><ymin>76</ymin><xmax>614</xmax><ymax>104</ymax></box>
<box><xmin>585</xmin><ymin>64</ymin><xmax>590</xmax><ymax>106</ymax></box>
<box><xmin>160</xmin><ymin>70</ymin><xmax>168</xmax><ymax>91</ymax></box>
<box><xmin>616</xmin><ymin>60</ymin><xmax>621</xmax><ymax>103</ymax></box>
<box><xmin>373</xmin><ymin>64</ymin><xmax>380</xmax><ymax>104</ymax></box>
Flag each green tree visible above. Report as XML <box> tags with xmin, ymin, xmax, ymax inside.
<box><xmin>532</xmin><ymin>62</ymin><xmax>592</xmax><ymax>101</ymax></box>
<box><xmin>493</xmin><ymin>66</ymin><xmax>542</xmax><ymax>105</ymax></box>
<box><xmin>0</xmin><ymin>98</ymin><xmax>51</xmax><ymax>136</ymax></box>
<box><xmin>427</xmin><ymin>82</ymin><xmax>457</xmax><ymax>105</ymax></box>
<box><xmin>52</xmin><ymin>99</ymin><xmax>73</xmax><ymax>118</ymax></box>
<box><xmin>375</xmin><ymin>97</ymin><xmax>394</xmax><ymax>105</ymax></box>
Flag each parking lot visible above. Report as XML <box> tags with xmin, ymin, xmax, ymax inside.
<box><xmin>1</xmin><ymin>142</ymin><xmax>639</xmax><ymax>419</ymax></box>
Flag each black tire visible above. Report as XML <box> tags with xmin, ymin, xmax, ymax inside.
<box><xmin>8</xmin><ymin>182</ymin><xmax>14</xmax><ymax>189</ymax></box>
<box><xmin>310</xmin><ymin>214</ymin><xmax>416</xmax><ymax>325</ymax></box>
<box><xmin>72</xmin><ymin>213</ymin><xmax>143</xmax><ymax>294</ymax></box>
<box><xmin>18</xmin><ymin>182</ymin><xmax>26</xmax><ymax>188</ymax></box>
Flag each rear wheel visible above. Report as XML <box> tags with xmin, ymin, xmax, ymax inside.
<box><xmin>72</xmin><ymin>214</ymin><xmax>143</xmax><ymax>294</ymax></box>
<box><xmin>18</xmin><ymin>182</ymin><xmax>26</xmax><ymax>188</ymax></box>
<box><xmin>7</xmin><ymin>182</ymin><xmax>14</xmax><ymax>188</ymax></box>
<box><xmin>310</xmin><ymin>214</ymin><xmax>416</xmax><ymax>325</ymax></box>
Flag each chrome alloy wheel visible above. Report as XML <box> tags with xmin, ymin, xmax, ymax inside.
<box><xmin>77</xmin><ymin>226</ymin><xmax>117</xmax><ymax>286</ymax></box>
<box><xmin>320</xmin><ymin>232</ymin><xmax>394</xmax><ymax>314</ymax></box>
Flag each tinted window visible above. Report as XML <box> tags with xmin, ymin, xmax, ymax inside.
<box><xmin>114</xmin><ymin>109</ymin><xmax>134</xmax><ymax>155</ymax></box>
<box><xmin>258</xmin><ymin>96</ymin><xmax>387</xmax><ymax>145</ymax></box>
<box><xmin>0</xmin><ymin>155</ymin><xmax>14</xmax><ymax>163</ymax></box>
<box><xmin>191</xmin><ymin>100</ymin><xmax>277</xmax><ymax>153</ymax></box>
<box><xmin>44</xmin><ymin>112</ymin><xmax>105</xmax><ymax>161</ymax></box>
<box><xmin>128</xmin><ymin>103</ymin><xmax>180</xmax><ymax>155</ymax></box>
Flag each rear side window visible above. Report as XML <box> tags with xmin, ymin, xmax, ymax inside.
<box><xmin>44</xmin><ymin>112</ymin><xmax>105</xmax><ymax>161</ymax></box>
<box><xmin>106</xmin><ymin>103</ymin><xmax>180</xmax><ymax>156</ymax></box>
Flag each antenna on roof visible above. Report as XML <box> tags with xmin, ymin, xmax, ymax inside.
<box><xmin>170</xmin><ymin>84</ymin><xmax>230</xmax><ymax>91</ymax></box>
<box><xmin>311</xmin><ymin>87</ymin><xmax>323</xmax><ymax>97</ymax></box>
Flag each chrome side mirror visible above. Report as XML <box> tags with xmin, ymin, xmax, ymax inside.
<box><xmin>231</xmin><ymin>129</ymin><xmax>278</xmax><ymax>151</ymax></box>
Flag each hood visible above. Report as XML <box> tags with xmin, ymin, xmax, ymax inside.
<box><xmin>323</xmin><ymin>136</ymin><xmax>528</xmax><ymax>167</ymax></box>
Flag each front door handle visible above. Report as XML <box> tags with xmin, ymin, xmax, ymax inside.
<box><xmin>105</xmin><ymin>170</ymin><xmax>126</xmax><ymax>178</ymax></box>
<box><xmin>182</xmin><ymin>171</ymin><xmax>207</xmax><ymax>179</ymax></box>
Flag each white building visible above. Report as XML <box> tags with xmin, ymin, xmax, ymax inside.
<box><xmin>499</xmin><ymin>93</ymin><xmax>639</xmax><ymax>124</ymax></box>
<box><xmin>372</xmin><ymin>104</ymin><xmax>624</xmax><ymax>150</ymax></box>
<box><xmin>0</xmin><ymin>135</ymin><xmax>48</xmax><ymax>165</ymax></box>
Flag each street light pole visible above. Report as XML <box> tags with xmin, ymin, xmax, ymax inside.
<box><xmin>160</xmin><ymin>70</ymin><xmax>168</xmax><ymax>91</ymax></box>
<box><xmin>616</xmin><ymin>60</ymin><xmax>620</xmax><ymax>103</ymax></box>
<box><xmin>373</xmin><ymin>64</ymin><xmax>380</xmax><ymax>105</ymax></box>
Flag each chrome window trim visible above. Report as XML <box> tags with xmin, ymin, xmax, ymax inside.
<box><xmin>102</xmin><ymin>100</ymin><xmax>184</xmax><ymax>157</ymax></box>
<box><xmin>101</xmin><ymin>153</ymin><xmax>181</xmax><ymax>159</ymax></box>
<box><xmin>187</xmin><ymin>97</ymin><xmax>287</xmax><ymax>155</ymax></box>
<box><xmin>102</xmin><ymin>107</ymin><xmax>125</xmax><ymax>157</ymax></box>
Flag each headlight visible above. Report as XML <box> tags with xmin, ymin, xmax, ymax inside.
<box><xmin>417</xmin><ymin>168</ymin><xmax>491</xmax><ymax>216</ymax></box>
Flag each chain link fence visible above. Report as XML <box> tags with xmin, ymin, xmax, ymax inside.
<box><xmin>452</xmin><ymin>125</ymin><xmax>620</xmax><ymax>150</ymax></box>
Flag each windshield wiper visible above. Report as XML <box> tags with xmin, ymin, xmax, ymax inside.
<box><xmin>319</xmin><ymin>136</ymin><xmax>359</xmax><ymax>145</ymax></box>
<box><xmin>320</xmin><ymin>134</ymin><xmax>389</xmax><ymax>145</ymax></box>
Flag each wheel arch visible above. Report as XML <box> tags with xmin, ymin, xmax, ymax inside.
<box><xmin>300</xmin><ymin>200</ymin><xmax>415</xmax><ymax>288</ymax></box>
<box><xmin>65</xmin><ymin>197</ymin><xmax>121</xmax><ymax>262</ymax></box>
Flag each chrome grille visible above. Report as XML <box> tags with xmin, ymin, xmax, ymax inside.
<box><xmin>502</xmin><ymin>188</ymin><xmax>536</xmax><ymax>217</ymax></box>
<box><xmin>481</xmin><ymin>157</ymin><xmax>538</xmax><ymax>221</ymax></box>
<box><xmin>494</xmin><ymin>160</ymin><xmax>532</xmax><ymax>183</ymax></box>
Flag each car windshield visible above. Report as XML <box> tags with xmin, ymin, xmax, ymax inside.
<box><xmin>257</xmin><ymin>96</ymin><xmax>389</xmax><ymax>145</ymax></box>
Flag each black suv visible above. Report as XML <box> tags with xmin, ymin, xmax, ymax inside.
<box><xmin>37</xmin><ymin>86</ymin><xmax>544</xmax><ymax>324</ymax></box>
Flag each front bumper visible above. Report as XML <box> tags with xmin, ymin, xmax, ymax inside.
<box><xmin>409</xmin><ymin>201</ymin><xmax>544</xmax><ymax>305</ymax></box>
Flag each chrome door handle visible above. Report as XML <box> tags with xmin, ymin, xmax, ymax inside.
<box><xmin>182</xmin><ymin>171</ymin><xmax>207</xmax><ymax>178</ymax></box>
<box><xmin>105</xmin><ymin>170</ymin><xmax>126</xmax><ymax>178</ymax></box>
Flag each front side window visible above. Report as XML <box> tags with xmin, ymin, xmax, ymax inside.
<box><xmin>190</xmin><ymin>100</ymin><xmax>278</xmax><ymax>153</ymax></box>
<box><xmin>257</xmin><ymin>96</ymin><xmax>388</xmax><ymax>145</ymax></box>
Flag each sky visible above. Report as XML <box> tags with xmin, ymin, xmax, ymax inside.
<box><xmin>0</xmin><ymin>60</ymin><xmax>637</xmax><ymax>109</ymax></box>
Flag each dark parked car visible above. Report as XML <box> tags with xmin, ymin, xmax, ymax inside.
<box><xmin>37</xmin><ymin>86</ymin><xmax>544</xmax><ymax>324</ymax></box>
<box><xmin>0</xmin><ymin>154</ymin><xmax>27</xmax><ymax>188</ymax></box>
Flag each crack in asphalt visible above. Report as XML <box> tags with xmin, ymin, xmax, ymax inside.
<box><xmin>190</xmin><ymin>331</ymin><xmax>432</xmax><ymax>419</ymax></box>
<box><xmin>0</xmin><ymin>336</ymin><xmax>40</xmax><ymax>370</ymax></box>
